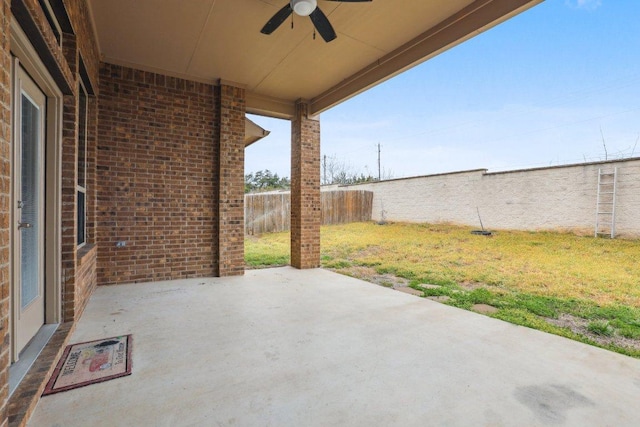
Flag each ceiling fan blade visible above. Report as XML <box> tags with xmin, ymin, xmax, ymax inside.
<box><xmin>261</xmin><ymin>4</ymin><xmax>293</xmax><ymax>35</ymax></box>
<box><xmin>324</xmin><ymin>0</ymin><xmax>372</xmax><ymax>2</ymax></box>
<box><xmin>309</xmin><ymin>7</ymin><xmax>337</xmax><ymax>42</ymax></box>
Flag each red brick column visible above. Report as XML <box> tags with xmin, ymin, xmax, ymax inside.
<box><xmin>60</xmin><ymin>33</ymin><xmax>79</xmax><ymax>322</ymax></box>
<box><xmin>86</xmin><ymin>96</ymin><xmax>98</xmax><ymax>245</ymax></box>
<box><xmin>0</xmin><ymin>1</ymin><xmax>11</xmax><ymax>424</ymax></box>
<box><xmin>217</xmin><ymin>83</ymin><xmax>245</xmax><ymax>276</ymax></box>
<box><xmin>60</xmin><ymin>93</ymin><xmax>79</xmax><ymax>321</ymax></box>
<box><xmin>291</xmin><ymin>102</ymin><xmax>321</xmax><ymax>269</ymax></box>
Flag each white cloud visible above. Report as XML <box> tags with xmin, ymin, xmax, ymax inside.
<box><xmin>565</xmin><ymin>0</ymin><xmax>602</xmax><ymax>11</ymax></box>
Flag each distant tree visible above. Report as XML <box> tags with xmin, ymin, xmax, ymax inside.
<box><xmin>245</xmin><ymin>169</ymin><xmax>290</xmax><ymax>193</ymax></box>
<box><xmin>322</xmin><ymin>155</ymin><xmax>392</xmax><ymax>185</ymax></box>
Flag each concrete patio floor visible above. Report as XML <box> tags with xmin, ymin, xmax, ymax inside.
<box><xmin>29</xmin><ymin>267</ymin><xmax>640</xmax><ymax>426</ymax></box>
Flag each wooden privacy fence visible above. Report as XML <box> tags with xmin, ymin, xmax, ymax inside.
<box><xmin>245</xmin><ymin>192</ymin><xmax>290</xmax><ymax>235</ymax></box>
<box><xmin>245</xmin><ymin>190</ymin><xmax>373</xmax><ymax>235</ymax></box>
<box><xmin>321</xmin><ymin>190</ymin><xmax>374</xmax><ymax>225</ymax></box>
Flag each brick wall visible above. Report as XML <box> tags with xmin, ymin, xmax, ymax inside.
<box><xmin>86</xmin><ymin>97</ymin><xmax>98</xmax><ymax>242</ymax></box>
<box><xmin>97</xmin><ymin>63</ymin><xmax>219</xmax><ymax>285</ymax></box>
<box><xmin>217</xmin><ymin>84</ymin><xmax>245</xmax><ymax>276</ymax></box>
<box><xmin>0</xmin><ymin>0</ymin><xmax>11</xmax><ymax>424</ymax></box>
<box><xmin>332</xmin><ymin>158</ymin><xmax>640</xmax><ymax>238</ymax></box>
<box><xmin>17</xmin><ymin>0</ymin><xmax>74</xmax><ymax>87</ymax></box>
<box><xmin>62</xmin><ymin>0</ymin><xmax>100</xmax><ymax>87</ymax></box>
<box><xmin>75</xmin><ymin>246</ymin><xmax>97</xmax><ymax>318</ymax></box>
<box><xmin>291</xmin><ymin>102</ymin><xmax>321</xmax><ymax>269</ymax></box>
<box><xmin>60</xmin><ymin>31</ymin><xmax>79</xmax><ymax>321</ymax></box>
<box><xmin>2</xmin><ymin>0</ymin><xmax>100</xmax><ymax>424</ymax></box>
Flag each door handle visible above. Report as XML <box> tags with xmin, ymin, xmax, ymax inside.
<box><xmin>18</xmin><ymin>222</ymin><xmax>32</xmax><ymax>229</ymax></box>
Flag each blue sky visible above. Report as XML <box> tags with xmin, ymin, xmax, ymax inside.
<box><xmin>247</xmin><ymin>0</ymin><xmax>640</xmax><ymax>179</ymax></box>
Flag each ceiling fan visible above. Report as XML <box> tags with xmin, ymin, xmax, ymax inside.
<box><xmin>261</xmin><ymin>0</ymin><xmax>372</xmax><ymax>43</ymax></box>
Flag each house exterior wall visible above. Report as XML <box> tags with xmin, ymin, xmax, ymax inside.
<box><xmin>1</xmin><ymin>0</ymin><xmax>252</xmax><ymax>423</ymax></box>
<box><xmin>3</xmin><ymin>6</ymin><xmax>249</xmax><ymax>423</ymax></box>
<box><xmin>60</xmin><ymin>33</ymin><xmax>80</xmax><ymax>322</ymax></box>
<box><xmin>3</xmin><ymin>0</ymin><xmax>100</xmax><ymax>424</ymax></box>
<box><xmin>1</xmin><ymin>1</ymin><xmax>12</xmax><ymax>425</ymax></box>
<box><xmin>331</xmin><ymin>158</ymin><xmax>640</xmax><ymax>237</ymax></box>
<box><xmin>63</xmin><ymin>0</ymin><xmax>100</xmax><ymax>87</ymax></box>
<box><xmin>217</xmin><ymin>84</ymin><xmax>246</xmax><ymax>276</ymax></box>
<box><xmin>75</xmin><ymin>246</ymin><xmax>97</xmax><ymax>320</ymax></box>
<box><xmin>97</xmin><ymin>63</ymin><xmax>220</xmax><ymax>285</ymax></box>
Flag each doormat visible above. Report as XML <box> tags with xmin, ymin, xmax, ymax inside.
<box><xmin>43</xmin><ymin>335</ymin><xmax>132</xmax><ymax>396</ymax></box>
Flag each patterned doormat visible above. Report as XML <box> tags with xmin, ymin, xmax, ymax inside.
<box><xmin>43</xmin><ymin>335</ymin><xmax>133</xmax><ymax>396</ymax></box>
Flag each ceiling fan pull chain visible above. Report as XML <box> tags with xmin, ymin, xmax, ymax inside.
<box><xmin>291</xmin><ymin>13</ymin><xmax>294</xmax><ymax>29</ymax></box>
<box><xmin>313</xmin><ymin>28</ymin><xmax>316</xmax><ymax>40</ymax></box>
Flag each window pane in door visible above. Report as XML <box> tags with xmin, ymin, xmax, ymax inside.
<box><xmin>77</xmin><ymin>190</ymin><xmax>85</xmax><ymax>245</ymax></box>
<box><xmin>21</xmin><ymin>94</ymin><xmax>42</xmax><ymax>309</ymax></box>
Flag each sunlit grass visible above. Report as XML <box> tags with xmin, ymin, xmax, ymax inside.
<box><xmin>320</xmin><ymin>222</ymin><xmax>640</xmax><ymax>307</ymax></box>
<box><xmin>246</xmin><ymin>222</ymin><xmax>640</xmax><ymax>305</ymax></box>
<box><xmin>245</xmin><ymin>233</ymin><xmax>290</xmax><ymax>268</ymax></box>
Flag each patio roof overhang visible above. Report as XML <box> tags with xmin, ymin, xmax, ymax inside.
<box><xmin>87</xmin><ymin>0</ymin><xmax>543</xmax><ymax>119</ymax></box>
<box><xmin>245</xmin><ymin>117</ymin><xmax>271</xmax><ymax>147</ymax></box>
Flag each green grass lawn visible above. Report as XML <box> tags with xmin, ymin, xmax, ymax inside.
<box><xmin>245</xmin><ymin>222</ymin><xmax>640</xmax><ymax>358</ymax></box>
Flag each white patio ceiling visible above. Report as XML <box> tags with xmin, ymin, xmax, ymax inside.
<box><xmin>88</xmin><ymin>0</ymin><xmax>543</xmax><ymax>118</ymax></box>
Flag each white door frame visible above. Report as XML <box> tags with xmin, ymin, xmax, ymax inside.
<box><xmin>10</xmin><ymin>19</ymin><xmax>63</xmax><ymax>362</ymax></box>
<box><xmin>13</xmin><ymin>61</ymin><xmax>47</xmax><ymax>354</ymax></box>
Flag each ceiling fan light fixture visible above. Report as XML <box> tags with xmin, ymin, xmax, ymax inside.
<box><xmin>291</xmin><ymin>0</ymin><xmax>317</xmax><ymax>17</ymax></box>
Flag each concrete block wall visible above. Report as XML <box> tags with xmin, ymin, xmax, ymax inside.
<box><xmin>334</xmin><ymin>158</ymin><xmax>640</xmax><ymax>238</ymax></box>
<box><xmin>607</xmin><ymin>160</ymin><xmax>640</xmax><ymax>237</ymax></box>
<box><xmin>479</xmin><ymin>165</ymin><xmax>597</xmax><ymax>233</ymax></box>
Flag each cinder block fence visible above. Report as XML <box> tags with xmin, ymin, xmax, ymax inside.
<box><xmin>325</xmin><ymin>158</ymin><xmax>640</xmax><ymax>238</ymax></box>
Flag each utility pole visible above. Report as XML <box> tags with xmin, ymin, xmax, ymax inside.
<box><xmin>377</xmin><ymin>143</ymin><xmax>381</xmax><ymax>181</ymax></box>
<box><xmin>323</xmin><ymin>154</ymin><xmax>327</xmax><ymax>185</ymax></box>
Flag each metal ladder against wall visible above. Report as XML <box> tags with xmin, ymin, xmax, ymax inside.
<box><xmin>595</xmin><ymin>167</ymin><xmax>618</xmax><ymax>238</ymax></box>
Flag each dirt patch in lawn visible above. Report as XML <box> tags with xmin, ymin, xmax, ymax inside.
<box><xmin>459</xmin><ymin>281</ymin><xmax>486</xmax><ymax>291</ymax></box>
<box><xmin>546</xmin><ymin>314</ymin><xmax>640</xmax><ymax>351</ymax></box>
<box><xmin>330</xmin><ymin>265</ymin><xmax>409</xmax><ymax>289</ymax></box>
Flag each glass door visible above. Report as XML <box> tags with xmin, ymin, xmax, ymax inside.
<box><xmin>13</xmin><ymin>65</ymin><xmax>46</xmax><ymax>356</ymax></box>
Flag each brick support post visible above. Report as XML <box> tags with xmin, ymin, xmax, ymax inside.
<box><xmin>0</xmin><ymin>1</ymin><xmax>11</xmax><ymax>424</ymax></box>
<box><xmin>291</xmin><ymin>101</ymin><xmax>321</xmax><ymax>269</ymax></box>
<box><xmin>61</xmin><ymin>33</ymin><xmax>78</xmax><ymax>322</ymax></box>
<box><xmin>216</xmin><ymin>84</ymin><xmax>245</xmax><ymax>276</ymax></box>
<box><xmin>86</xmin><ymin>96</ymin><xmax>98</xmax><ymax>245</ymax></box>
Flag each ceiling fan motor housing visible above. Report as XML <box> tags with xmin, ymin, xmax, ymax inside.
<box><xmin>291</xmin><ymin>0</ymin><xmax>317</xmax><ymax>16</ymax></box>
<box><xmin>262</xmin><ymin>0</ymin><xmax>370</xmax><ymax>42</ymax></box>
